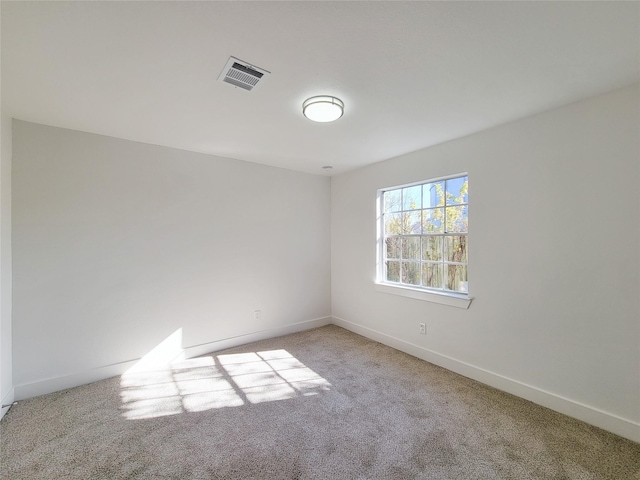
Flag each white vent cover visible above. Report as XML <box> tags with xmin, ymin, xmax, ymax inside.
<box><xmin>217</xmin><ymin>56</ymin><xmax>269</xmax><ymax>91</ymax></box>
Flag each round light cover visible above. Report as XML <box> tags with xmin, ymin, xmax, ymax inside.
<box><xmin>303</xmin><ymin>96</ymin><xmax>344</xmax><ymax>122</ymax></box>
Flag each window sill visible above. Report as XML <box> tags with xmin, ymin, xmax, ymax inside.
<box><xmin>374</xmin><ymin>283</ymin><xmax>472</xmax><ymax>309</ymax></box>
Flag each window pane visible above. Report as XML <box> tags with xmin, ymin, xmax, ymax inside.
<box><xmin>384</xmin><ymin>189</ymin><xmax>401</xmax><ymax>214</ymax></box>
<box><xmin>403</xmin><ymin>211</ymin><xmax>421</xmax><ymax>234</ymax></box>
<box><xmin>401</xmin><ymin>237</ymin><xmax>420</xmax><ymax>259</ymax></box>
<box><xmin>380</xmin><ymin>175</ymin><xmax>468</xmax><ymax>295</ymax></box>
<box><xmin>386</xmin><ymin>261</ymin><xmax>400</xmax><ymax>283</ymax></box>
<box><xmin>402</xmin><ymin>262</ymin><xmax>420</xmax><ymax>285</ymax></box>
<box><xmin>445</xmin><ymin>264</ymin><xmax>468</xmax><ymax>293</ymax></box>
<box><xmin>385</xmin><ymin>237</ymin><xmax>401</xmax><ymax>259</ymax></box>
<box><xmin>422</xmin><ymin>236</ymin><xmax>442</xmax><ymax>261</ymax></box>
<box><xmin>422</xmin><ymin>208</ymin><xmax>444</xmax><ymax>233</ymax></box>
<box><xmin>385</xmin><ymin>213</ymin><xmax>402</xmax><ymax>235</ymax></box>
<box><xmin>402</xmin><ymin>185</ymin><xmax>421</xmax><ymax>211</ymax></box>
<box><xmin>422</xmin><ymin>181</ymin><xmax>445</xmax><ymax>208</ymax></box>
<box><xmin>445</xmin><ymin>205</ymin><xmax>468</xmax><ymax>233</ymax></box>
<box><xmin>446</xmin><ymin>176</ymin><xmax>468</xmax><ymax>205</ymax></box>
<box><xmin>422</xmin><ymin>263</ymin><xmax>443</xmax><ymax>289</ymax></box>
<box><xmin>445</xmin><ymin>235</ymin><xmax>467</xmax><ymax>263</ymax></box>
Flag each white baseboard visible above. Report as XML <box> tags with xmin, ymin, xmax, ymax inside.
<box><xmin>1</xmin><ymin>387</ymin><xmax>15</xmax><ymax>420</ymax></box>
<box><xmin>332</xmin><ymin>315</ymin><xmax>640</xmax><ymax>444</ymax></box>
<box><xmin>14</xmin><ymin>316</ymin><xmax>331</xmax><ymax>401</ymax></box>
<box><xmin>183</xmin><ymin>316</ymin><xmax>331</xmax><ymax>358</ymax></box>
<box><xmin>14</xmin><ymin>360</ymin><xmax>139</xmax><ymax>401</ymax></box>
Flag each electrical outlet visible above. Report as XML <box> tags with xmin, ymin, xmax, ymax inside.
<box><xmin>254</xmin><ymin>310</ymin><xmax>261</xmax><ymax>321</ymax></box>
<box><xmin>419</xmin><ymin>323</ymin><xmax>427</xmax><ymax>335</ymax></box>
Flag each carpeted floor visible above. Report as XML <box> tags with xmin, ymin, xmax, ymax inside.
<box><xmin>1</xmin><ymin>325</ymin><xmax>639</xmax><ymax>479</ymax></box>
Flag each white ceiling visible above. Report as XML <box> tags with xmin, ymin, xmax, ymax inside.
<box><xmin>2</xmin><ymin>1</ymin><xmax>639</xmax><ymax>176</ymax></box>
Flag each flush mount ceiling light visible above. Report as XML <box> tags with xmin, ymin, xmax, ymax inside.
<box><xmin>303</xmin><ymin>96</ymin><xmax>344</xmax><ymax>122</ymax></box>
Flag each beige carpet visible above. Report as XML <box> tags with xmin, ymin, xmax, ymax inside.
<box><xmin>1</xmin><ymin>325</ymin><xmax>639</xmax><ymax>479</ymax></box>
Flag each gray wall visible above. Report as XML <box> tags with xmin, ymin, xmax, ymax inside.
<box><xmin>12</xmin><ymin>121</ymin><xmax>331</xmax><ymax>394</ymax></box>
<box><xmin>331</xmin><ymin>84</ymin><xmax>640</xmax><ymax>441</ymax></box>
<box><xmin>0</xmin><ymin>113</ymin><xmax>13</xmax><ymax>416</ymax></box>
<box><xmin>1</xmin><ymin>3</ymin><xmax>14</xmax><ymax>417</ymax></box>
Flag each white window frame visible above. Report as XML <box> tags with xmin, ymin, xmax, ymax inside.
<box><xmin>376</xmin><ymin>173</ymin><xmax>472</xmax><ymax>309</ymax></box>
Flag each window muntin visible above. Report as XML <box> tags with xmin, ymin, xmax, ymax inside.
<box><xmin>380</xmin><ymin>174</ymin><xmax>468</xmax><ymax>294</ymax></box>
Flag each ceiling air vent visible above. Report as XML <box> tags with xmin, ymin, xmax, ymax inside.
<box><xmin>217</xmin><ymin>56</ymin><xmax>270</xmax><ymax>91</ymax></box>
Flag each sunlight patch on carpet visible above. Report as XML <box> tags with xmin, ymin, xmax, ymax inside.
<box><xmin>120</xmin><ymin>342</ymin><xmax>331</xmax><ymax>420</ymax></box>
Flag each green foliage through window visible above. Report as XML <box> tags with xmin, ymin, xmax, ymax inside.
<box><xmin>381</xmin><ymin>175</ymin><xmax>468</xmax><ymax>294</ymax></box>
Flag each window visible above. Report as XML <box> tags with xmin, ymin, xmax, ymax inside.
<box><xmin>379</xmin><ymin>174</ymin><xmax>468</xmax><ymax>295</ymax></box>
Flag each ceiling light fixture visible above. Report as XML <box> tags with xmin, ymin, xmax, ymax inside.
<box><xmin>303</xmin><ymin>96</ymin><xmax>344</xmax><ymax>123</ymax></box>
